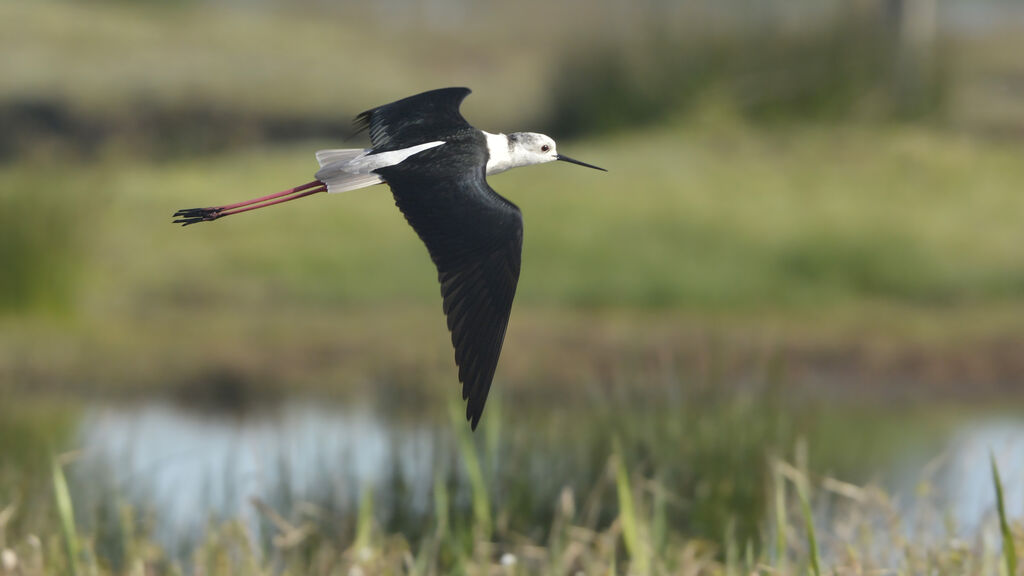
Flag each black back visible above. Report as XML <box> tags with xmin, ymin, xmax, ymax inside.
<box><xmin>354</xmin><ymin>87</ymin><xmax>475</xmax><ymax>152</ymax></box>
<box><xmin>375</xmin><ymin>130</ymin><xmax>522</xmax><ymax>430</ymax></box>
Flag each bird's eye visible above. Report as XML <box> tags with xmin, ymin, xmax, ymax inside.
<box><xmin>541</xmin><ymin>145</ymin><xmax>550</xmax><ymax>153</ymax></box>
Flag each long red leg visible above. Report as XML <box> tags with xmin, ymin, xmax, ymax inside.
<box><xmin>217</xmin><ymin>180</ymin><xmax>323</xmax><ymax>211</ymax></box>
<box><xmin>216</xmin><ymin>187</ymin><xmax>325</xmax><ymax>217</ymax></box>
<box><xmin>173</xmin><ymin>180</ymin><xmax>326</xmax><ymax>225</ymax></box>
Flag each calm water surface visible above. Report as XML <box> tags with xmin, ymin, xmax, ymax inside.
<box><xmin>64</xmin><ymin>399</ymin><xmax>1024</xmax><ymax>548</ymax></box>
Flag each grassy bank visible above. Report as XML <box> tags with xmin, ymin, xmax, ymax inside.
<box><xmin>2</xmin><ymin>122</ymin><xmax>1024</xmax><ymax>395</ymax></box>
<box><xmin>1</xmin><ymin>418</ymin><xmax>1021</xmax><ymax>575</ymax></box>
<box><xmin>15</xmin><ymin>122</ymin><xmax>1021</xmax><ymax>311</ymax></box>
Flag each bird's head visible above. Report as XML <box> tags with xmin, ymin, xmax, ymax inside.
<box><xmin>507</xmin><ymin>132</ymin><xmax>606</xmax><ymax>172</ymax></box>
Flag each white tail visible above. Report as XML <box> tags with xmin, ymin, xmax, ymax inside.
<box><xmin>313</xmin><ymin>141</ymin><xmax>445</xmax><ymax>194</ymax></box>
<box><xmin>315</xmin><ymin>148</ymin><xmax>365</xmax><ymax>166</ymax></box>
<box><xmin>314</xmin><ymin>148</ymin><xmax>384</xmax><ymax>194</ymax></box>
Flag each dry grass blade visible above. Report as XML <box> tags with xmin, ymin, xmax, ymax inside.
<box><xmin>0</xmin><ymin>502</ymin><xmax>16</xmax><ymax>550</ymax></box>
<box><xmin>773</xmin><ymin>459</ymin><xmax>789</xmax><ymax>571</ymax></box>
<box><xmin>250</xmin><ymin>498</ymin><xmax>314</xmax><ymax>549</ymax></box>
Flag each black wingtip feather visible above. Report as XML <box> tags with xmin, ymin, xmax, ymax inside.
<box><xmin>346</xmin><ymin>111</ymin><xmax>372</xmax><ymax>141</ymax></box>
<box><xmin>352</xmin><ymin>87</ymin><xmax>474</xmax><ymax>149</ymax></box>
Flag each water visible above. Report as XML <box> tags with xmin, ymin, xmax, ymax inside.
<box><xmin>941</xmin><ymin>420</ymin><xmax>1024</xmax><ymax>528</ymax></box>
<box><xmin>73</xmin><ymin>401</ymin><xmax>446</xmax><ymax>546</ymax></box>
<box><xmin>61</xmin><ymin>398</ymin><xmax>1024</xmax><ymax>549</ymax></box>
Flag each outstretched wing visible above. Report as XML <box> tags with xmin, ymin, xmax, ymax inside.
<box><xmin>375</xmin><ymin>134</ymin><xmax>522</xmax><ymax>430</ymax></box>
<box><xmin>353</xmin><ymin>87</ymin><xmax>473</xmax><ymax>151</ymax></box>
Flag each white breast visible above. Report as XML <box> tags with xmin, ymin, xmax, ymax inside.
<box><xmin>483</xmin><ymin>131</ymin><xmax>513</xmax><ymax>175</ymax></box>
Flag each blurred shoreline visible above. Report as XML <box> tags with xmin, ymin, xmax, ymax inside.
<box><xmin>4</xmin><ymin>304</ymin><xmax>1023</xmax><ymax>408</ymax></box>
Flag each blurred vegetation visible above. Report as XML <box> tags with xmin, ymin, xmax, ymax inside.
<box><xmin>5</xmin><ymin>1</ymin><xmax>1020</xmax><ymax>160</ymax></box>
<box><xmin>2</xmin><ymin>0</ymin><xmax>1024</xmax><ymax>572</ymax></box>
<box><xmin>66</xmin><ymin>125</ymin><xmax>1024</xmax><ymax>309</ymax></box>
<box><xmin>0</xmin><ymin>393</ymin><xmax>1020</xmax><ymax>575</ymax></box>
<box><xmin>0</xmin><ymin>170</ymin><xmax>106</xmax><ymax>314</ymax></box>
<box><xmin>549</xmin><ymin>5</ymin><xmax>951</xmax><ymax>137</ymax></box>
<box><xmin>0</xmin><ymin>400</ymin><xmax>79</xmax><ymax>542</ymax></box>
<box><xmin>0</xmin><ymin>0</ymin><xmax>1020</xmax><ymax>459</ymax></box>
<box><xmin>2</xmin><ymin>122</ymin><xmax>1024</xmax><ymax>398</ymax></box>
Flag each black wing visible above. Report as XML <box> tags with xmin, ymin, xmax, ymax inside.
<box><xmin>353</xmin><ymin>87</ymin><xmax>474</xmax><ymax>151</ymax></box>
<box><xmin>375</xmin><ymin>134</ymin><xmax>522</xmax><ymax>430</ymax></box>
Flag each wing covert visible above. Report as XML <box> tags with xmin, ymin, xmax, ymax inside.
<box><xmin>353</xmin><ymin>87</ymin><xmax>473</xmax><ymax>151</ymax></box>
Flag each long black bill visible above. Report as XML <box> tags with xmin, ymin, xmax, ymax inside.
<box><xmin>556</xmin><ymin>154</ymin><xmax>607</xmax><ymax>172</ymax></box>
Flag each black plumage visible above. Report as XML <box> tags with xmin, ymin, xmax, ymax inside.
<box><xmin>173</xmin><ymin>87</ymin><xmax>604</xmax><ymax>429</ymax></box>
<box><xmin>353</xmin><ymin>87</ymin><xmax>476</xmax><ymax>151</ymax></box>
<box><xmin>368</xmin><ymin>89</ymin><xmax>522</xmax><ymax>429</ymax></box>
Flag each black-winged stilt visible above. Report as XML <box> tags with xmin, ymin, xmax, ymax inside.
<box><xmin>173</xmin><ymin>87</ymin><xmax>605</xmax><ymax>429</ymax></box>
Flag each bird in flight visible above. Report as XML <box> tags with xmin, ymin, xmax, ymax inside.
<box><xmin>173</xmin><ymin>87</ymin><xmax>605</xmax><ymax>429</ymax></box>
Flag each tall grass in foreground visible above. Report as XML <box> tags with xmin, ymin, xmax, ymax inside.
<box><xmin>50</xmin><ymin>456</ymin><xmax>78</xmax><ymax>576</ymax></box>
<box><xmin>992</xmin><ymin>454</ymin><xmax>1018</xmax><ymax>576</ymax></box>
<box><xmin>1</xmin><ymin>443</ymin><xmax>1021</xmax><ymax>575</ymax></box>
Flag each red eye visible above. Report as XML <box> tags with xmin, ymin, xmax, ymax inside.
<box><xmin>541</xmin><ymin>145</ymin><xmax>550</xmax><ymax>153</ymax></box>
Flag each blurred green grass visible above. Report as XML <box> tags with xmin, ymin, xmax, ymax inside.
<box><xmin>548</xmin><ymin>5</ymin><xmax>951</xmax><ymax>137</ymax></box>
<box><xmin>0</xmin><ymin>172</ymin><xmax>87</xmax><ymax>313</ymax></box>
<box><xmin>88</xmin><ymin>122</ymin><xmax>1024</xmax><ymax>311</ymax></box>
<box><xmin>6</xmin><ymin>0</ymin><xmax>1023</xmax><ymax>158</ymax></box>
<box><xmin>0</xmin><ymin>0</ymin><xmax>566</xmax><ymax>125</ymax></box>
<box><xmin>5</xmin><ymin>119</ymin><xmax>1024</xmax><ymax>397</ymax></box>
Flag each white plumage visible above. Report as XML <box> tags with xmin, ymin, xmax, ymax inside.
<box><xmin>314</xmin><ymin>141</ymin><xmax>445</xmax><ymax>193</ymax></box>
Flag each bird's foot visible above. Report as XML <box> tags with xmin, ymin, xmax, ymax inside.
<box><xmin>173</xmin><ymin>207</ymin><xmax>223</xmax><ymax>226</ymax></box>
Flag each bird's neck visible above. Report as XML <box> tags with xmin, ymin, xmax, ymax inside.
<box><xmin>483</xmin><ymin>131</ymin><xmax>515</xmax><ymax>175</ymax></box>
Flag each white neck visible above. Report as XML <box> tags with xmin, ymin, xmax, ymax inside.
<box><xmin>483</xmin><ymin>131</ymin><xmax>514</xmax><ymax>175</ymax></box>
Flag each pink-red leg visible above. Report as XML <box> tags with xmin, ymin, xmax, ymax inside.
<box><xmin>173</xmin><ymin>181</ymin><xmax>326</xmax><ymax>225</ymax></box>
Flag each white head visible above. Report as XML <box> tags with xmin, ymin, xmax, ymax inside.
<box><xmin>484</xmin><ymin>131</ymin><xmax>606</xmax><ymax>175</ymax></box>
